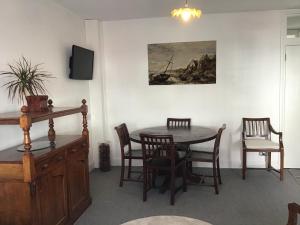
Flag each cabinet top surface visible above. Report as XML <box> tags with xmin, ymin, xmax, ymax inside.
<box><xmin>0</xmin><ymin>135</ymin><xmax>83</xmax><ymax>163</ymax></box>
<box><xmin>0</xmin><ymin>107</ymin><xmax>83</xmax><ymax>125</ymax></box>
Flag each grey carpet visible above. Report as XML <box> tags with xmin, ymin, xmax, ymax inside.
<box><xmin>288</xmin><ymin>169</ymin><xmax>300</xmax><ymax>185</ymax></box>
<box><xmin>75</xmin><ymin>167</ymin><xmax>300</xmax><ymax>225</ymax></box>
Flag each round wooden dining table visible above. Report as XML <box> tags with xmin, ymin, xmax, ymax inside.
<box><xmin>129</xmin><ymin>126</ymin><xmax>218</xmax><ymax>144</ymax></box>
<box><xmin>130</xmin><ymin>125</ymin><xmax>218</xmax><ymax>188</ymax></box>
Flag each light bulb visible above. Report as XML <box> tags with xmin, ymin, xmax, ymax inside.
<box><xmin>181</xmin><ymin>9</ymin><xmax>191</xmax><ymax>22</ymax></box>
<box><xmin>171</xmin><ymin>1</ymin><xmax>202</xmax><ymax>22</ymax></box>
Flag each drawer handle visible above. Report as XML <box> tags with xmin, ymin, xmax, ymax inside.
<box><xmin>42</xmin><ymin>164</ymin><xmax>48</xmax><ymax>169</ymax></box>
<box><xmin>82</xmin><ymin>143</ymin><xmax>87</xmax><ymax>147</ymax></box>
<box><xmin>71</xmin><ymin>149</ymin><xmax>78</xmax><ymax>153</ymax></box>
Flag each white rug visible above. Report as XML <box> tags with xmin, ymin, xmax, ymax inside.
<box><xmin>121</xmin><ymin>216</ymin><xmax>212</xmax><ymax>225</ymax></box>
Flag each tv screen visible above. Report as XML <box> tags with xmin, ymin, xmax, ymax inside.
<box><xmin>69</xmin><ymin>45</ymin><xmax>94</xmax><ymax>80</ymax></box>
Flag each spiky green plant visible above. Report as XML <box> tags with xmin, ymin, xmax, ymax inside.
<box><xmin>0</xmin><ymin>57</ymin><xmax>54</xmax><ymax>103</ymax></box>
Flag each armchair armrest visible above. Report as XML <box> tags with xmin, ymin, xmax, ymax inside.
<box><xmin>269</xmin><ymin>124</ymin><xmax>281</xmax><ymax>136</ymax></box>
<box><xmin>269</xmin><ymin>124</ymin><xmax>283</xmax><ymax>147</ymax></box>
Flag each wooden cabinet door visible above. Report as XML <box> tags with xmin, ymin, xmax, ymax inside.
<box><xmin>37</xmin><ymin>164</ymin><xmax>68</xmax><ymax>225</ymax></box>
<box><xmin>67</xmin><ymin>149</ymin><xmax>90</xmax><ymax>218</ymax></box>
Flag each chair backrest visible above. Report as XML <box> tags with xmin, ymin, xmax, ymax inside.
<box><xmin>140</xmin><ymin>133</ymin><xmax>176</xmax><ymax>165</ymax></box>
<box><xmin>115</xmin><ymin>123</ymin><xmax>131</xmax><ymax>154</ymax></box>
<box><xmin>213</xmin><ymin>124</ymin><xmax>226</xmax><ymax>156</ymax></box>
<box><xmin>242</xmin><ymin>118</ymin><xmax>270</xmax><ymax>139</ymax></box>
<box><xmin>287</xmin><ymin>203</ymin><xmax>300</xmax><ymax>225</ymax></box>
<box><xmin>167</xmin><ymin>118</ymin><xmax>191</xmax><ymax>128</ymax></box>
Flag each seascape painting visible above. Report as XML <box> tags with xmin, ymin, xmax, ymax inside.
<box><xmin>148</xmin><ymin>41</ymin><xmax>216</xmax><ymax>85</ymax></box>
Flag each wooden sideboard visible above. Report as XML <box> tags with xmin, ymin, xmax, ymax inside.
<box><xmin>0</xmin><ymin>100</ymin><xmax>91</xmax><ymax>225</ymax></box>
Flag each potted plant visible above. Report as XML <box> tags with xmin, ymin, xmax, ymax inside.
<box><xmin>0</xmin><ymin>56</ymin><xmax>54</xmax><ymax>112</ymax></box>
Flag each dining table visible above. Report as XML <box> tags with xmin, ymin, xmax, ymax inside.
<box><xmin>129</xmin><ymin>125</ymin><xmax>218</xmax><ymax>190</ymax></box>
<box><xmin>129</xmin><ymin>125</ymin><xmax>218</xmax><ymax>145</ymax></box>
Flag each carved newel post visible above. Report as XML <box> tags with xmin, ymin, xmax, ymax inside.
<box><xmin>48</xmin><ymin>99</ymin><xmax>56</xmax><ymax>144</ymax></box>
<box><xmin>81</xmin><ymin>99</ymin><xmax>89</xmax><ymax>146</ymax></box>
<box><xmin>20</xmin><ymin>106</ymin><xmax>36</xmax><ymax>182</ymax></box>
<box><xmin>20</xmin><ymin>106</ymin><xmax>32</xmax><ymax>152</ymax></box>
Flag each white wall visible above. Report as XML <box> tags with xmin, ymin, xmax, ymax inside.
<box><xmin>85</xmin><ymin>20</ymin><xmax>107</xmax><ymax>168</ymax></box>
<box><xmin>0</xmin><ymin>0</ymin><xmax>91</xmax><ymax>166</ymax></box>
<box><xmin>0</xmin><ymin>1</ymin><xmax>284</xmax><ymax>170</ymax></box>
<box><xmin>101</xmin><ymin>11</ymin><xmax>282</xmax><ymax>168</ymax></box>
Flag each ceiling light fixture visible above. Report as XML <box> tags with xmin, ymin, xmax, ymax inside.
<box><xmin>171</xmin><ymin>0</ymin><xmax>202</xmax><ymax>22</ymax></box>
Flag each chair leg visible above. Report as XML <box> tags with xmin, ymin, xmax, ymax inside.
<box><xmin>152</xmin><ymin>169</ymin><xmax>157</xmax><ymax>188</ymax></box>
<box><xmin>182</xmin><ymin>164</ymin><xmax>187</xmax><ymax>192</ymax></box>
<box><xmin>188</xmin><ymin>161</ymin><xmax>193</xmax><ymax>173</ymax></box>
<box><xmin>217</xmin><ymin>158</ymin><xmax>222</xmax><ymax>184</ymax></box>
<box><xmin>213</xmin><ymin>162</ymin><xmax>219</xmax><ymax>195</ymax></box>
<box><xmin>143</xmin><ymin>166</ymin><xmax>147</xmax><ymax>202</ymax></box>
<box><xmin>170</xmin><ymin>169</ymin><xmax>175</xmax><ymax>205</ymax></box>
<box><xmin>120</xmin><ymin>158</ymin><xmax>125</xmax><ymax>187</ymax></box>
<box><xmin>127</xmin><ymin>158</ymin><xmax>132</xmax><ymax>179</ymax></box>
<box><xmin>280</xmin><ymin>150</ymin><xmax>284</xmax><ymax>181</ymax></box>
<box><xmin>242</xmin><ymin>150</ymin><xmax>247</xmax><ymax>180</ymax></box>
<box><xmin>267</xmin><ymin>152</ymin><xmax>271</xmax><ymax>171</ymax></box>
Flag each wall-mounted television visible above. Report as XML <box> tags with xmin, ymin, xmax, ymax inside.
<box><xmin>69</xmin><ymin>45</ymin><xmax>94</xmax><ymax>80</ymax></box>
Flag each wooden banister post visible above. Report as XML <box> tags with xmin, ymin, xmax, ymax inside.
<box><xmin>81</xmin><ymin>99</ymin><xmax>89</xmax><ymax>146</ymax></box>
<box><xmin>20</xmin><ymin>106</ymin><xmax>32</xmax><ymax>153</ymax></box>
<box><xmin>20</xmin><ymin>106</ymin><xmax>36</xmax><ymax>182</ymax></box>
<box><xmin>48</xmin><ymin>99</ymin><xmax>56</xmax><ymax>144</ymax></box>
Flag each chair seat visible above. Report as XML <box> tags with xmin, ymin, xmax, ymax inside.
<box><xmin>125</xmin><ymin>149</ymin><xmax>143</xmax><ymax>158</ymax></box>
<box><xmin>187</xmin><ymin>150</ymin><xmax>214</xmax><ymax>162</ymax></box>
<box><xmin>176</xmin><ymin>143</ymin><xmax>190</xmax><ymax>152</ymax></box>
<box><xmin>245</xmin><ymin>139</ymin><xmax>279</xmax><ymax>150</ymax></box>
<box><xmin>146</xmin><ymin>157</ymin><xmax>185</xmax><ymax>169</ymax></box>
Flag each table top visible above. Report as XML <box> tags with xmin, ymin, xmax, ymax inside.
<box><xmin>130</xmin><ymin>126</ymin><xmax>217</xmax><ymax>144</ymax></box>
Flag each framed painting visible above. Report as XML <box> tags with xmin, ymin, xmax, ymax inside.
<box><xmin>148</xmin><ymin>41</ymin><xmax>216</xmax><ymax>85</ymax></box>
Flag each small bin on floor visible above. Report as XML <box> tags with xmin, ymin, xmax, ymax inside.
<box><xmin>99</xmin><ymin>143</ymin><xmax>111</xmax><ymax>172</ymax></box>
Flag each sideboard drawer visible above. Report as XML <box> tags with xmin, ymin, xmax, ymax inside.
<box><xmin>36</xmin><ymin>151</ymin><xmax>65</xmax><ymax>175</ymax></box>
<box><xmin>67</xmin><ymin>141</ymin><xmax>88</xmax><ymax>156</ymax></box>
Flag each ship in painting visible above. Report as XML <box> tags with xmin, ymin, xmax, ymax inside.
<box><xmin>149</xmin><ymin>56</ymin><xmax>173</xmax><ymax>85</ymax></box>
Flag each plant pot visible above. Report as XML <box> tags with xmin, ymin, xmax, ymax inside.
<box><xmin>26</xmin><ymin>95</ymin><xmax>49</xmax><ymax>112</ymax></box>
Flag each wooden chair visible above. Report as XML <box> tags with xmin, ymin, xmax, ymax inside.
<box><xmin>140</xmin><ymin>133</ymin><xmax>187</xmax><ymax>205</ymax></box>
<box><xmin>186</xmin><ymin>124</ymin><xmax>226</xmax><ymax>194</ymax></box>
<box><xmin>242</xmin><ymin>118</ymin><xmax>284</xmax><ymax>181</ymax></box>
<box><xmin>287</xmin><ymin>203</ymin><xmax>300</xmax><ymax>225</ymax></box>
<box><xmin>115</xmin><ymin>123</ymin><xmax>143</xmax><ymax>187</ymax></box>
<box><xmin>167</xmin><ymin>118</ymin><xmax>191</xmax><ymax>153</ymax></box>
<box><xmin>167</xmin><ymin>118</ymin><xmax>191</xmax><ymax>129</ymax></box>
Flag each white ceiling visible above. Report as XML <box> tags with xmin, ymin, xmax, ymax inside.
<box><xmin>52</xmin><ymin>0</ymin><xmax>300</xmax><ymax>21</ymax></box>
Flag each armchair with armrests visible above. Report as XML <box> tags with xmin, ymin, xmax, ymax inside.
<box><xmin>242</xmin><ymin>118</ymin><xmax>284</xmax><ymax>180</ymax></box>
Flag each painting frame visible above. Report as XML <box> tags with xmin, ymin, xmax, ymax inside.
<box><xmin>147</xmin><ymin>40</ymin><xmax>216</xmax><ymax>85</ymax></box>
